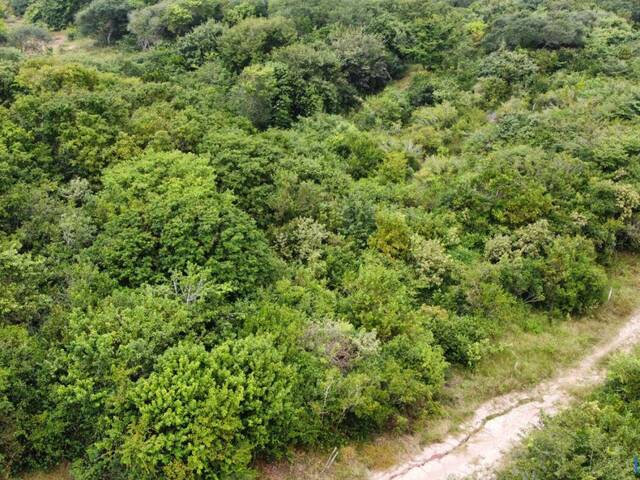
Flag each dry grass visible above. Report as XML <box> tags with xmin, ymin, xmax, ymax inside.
<box><xmin>260</xmin><ymin>254</ymin><xmax>640</xmax><ymax>480</ymax></box>
<box><xmin>21</xmin><ymin>464</ymin><xmax>71</xmax><ymax>480</ymax></box>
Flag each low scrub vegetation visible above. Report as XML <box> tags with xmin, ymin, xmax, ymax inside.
<box><xmin>0</xmin><ymin>0</ymin><xmax>639</xmax><ymax>479</ymax></box>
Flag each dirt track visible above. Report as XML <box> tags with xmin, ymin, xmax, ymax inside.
<box><xmin>373</xmin><ymin>310</ymin><xmax>640</xmax><ymax>480</ymax></box>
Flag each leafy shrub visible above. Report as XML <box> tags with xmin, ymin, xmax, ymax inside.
<box><xmin>270</xmin><ymin>41</ymin><xmax>345</xmax><ymax>113</ymax></box>
<box><xmin>354</xmin><ymin>87</ymin><xmax>411</xmax><ymax>130</ymax></box>
<box><xmin>488</xmin><ymin>225</ymin><xmax>606</xmax><ymax>315</ymax></box>
<box><xmin>174</xmin><ymin>18</ymin><xmax>225</xmax><ymax>68</ymax></box>
<box><xmin>425</xmin><ymin>307</ymin><xmax>493</xmax><ymax>366</ymax></box>
<box><xmin>541</xmin><ymin>236</ymin><xmax>606</xmax><ymax>314</ymax></box>
<box><xmin>230</xmin><ymin>61</ymin><xmax>294</xmax><ymax>129</ymax></box>
<box><xmin>479</xmin><ymin>49</ymin><xmax>539</xmax><ymax>85</ymax></box>
<box><xmin>9</xmin><ymin>0</ymin><xmax>33</xmax><ymax>16</ymax></box>
<box><xmin>75</xmin><ymin>336</ymin><xmax>300</xmax><ymax>479</ymax></box>
<box><xmin>0</xmin><ymin>325</ymin><xmax>61</xmax><ymax>475</ymax></box>
<box><xmin>127</xmin><ymin>1</ymin><xmax>166</xmax><ymax>49</ymax></box>
<box><xmin>330</xmin><ymin>27</ymin><xmax>396</xmax><ymax>94</ymax></box>
<box><xmin>218</xmin><ymin>16</ymin><xmax>297</xmax><ymax>72</ymax></box>
<box><xmin>5</xmin><ymin>24</ymin><xmax>51</xmax><ymax>53</ymax></box>
<box><xmin>75</xmin><ymin>0</ymin><xmax>132</xmax><ymax>45</ymax></box>
<box><xmin>341</xmin><ymin>254</ymin><xmax>418</xmax><ymax>339</ymax></box>
<box><xmin>485</xmin><ymin>10</ymin><xmax>595</xmax><ymax>51</ymax></box>
<box><xmin>25</xmin><ymin>0</ymin><xmax>91</xmax><ymax>30</ymax></box>
<box><xmin>54</xmin><ymin>289</ymin><xmax>200</xmax><ymax>450</ymax></box>
<box><xmin>0</xmin><ymin>58</ymin><xmax>18</xmax><ymax>102</ymax></box>
<box><xmin>330</xmin><ymin>128</ymin><xmax>385</xmax><ymax>179</ymax></box>
<box><xmin>129</xmin><ymin>0</ymin><xmax>224</xmax><ymax>48</ymax></box>
<box><xmin>0</xmin><ymin>240</ymin><xmax>51</xmax><ymax>327</ymax></box>
<box><xmin>91</xmin><ymin>151</ymin><xmax>276</xmax><ymax>294</ymax></box>
<box><xmin>407</xmin><ymin>71</ymin><xmax>435</xmax><ymax>107</ymax></box>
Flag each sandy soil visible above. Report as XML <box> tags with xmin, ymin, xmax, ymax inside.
<box><xmin>372</xmin><ymin>309</ymin><xmax>640</xmax><ymax>480</ymax></box>
<box><xmin>49</xmin><ymin>33</ymin><xmax>68</xmax><ymax>51</ymax></box>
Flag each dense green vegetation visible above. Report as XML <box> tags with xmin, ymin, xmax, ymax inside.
<box><xmin>499</xmin><ymin>350</ymin><xmax>640</xmax><ymax>479</ymax></box>
<box><xmin>0</xmin><ymin>0</ymin><xmax>640</xmax><ymax>478</ymax></box>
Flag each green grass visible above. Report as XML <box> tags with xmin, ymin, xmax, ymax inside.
<box><xmin>260</xmin><ymin>253</ymin><xmax>640</xmax><ymax>480</ymax></box>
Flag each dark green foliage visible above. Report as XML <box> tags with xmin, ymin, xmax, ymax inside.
<box><xmin>26</xmin><ymin>0</ymin><xmax>91</xmax><ymax>30</ymax></box>
<box><xmin>485</xmin><ymin>10</ymin><xmax>595</xmax><ymax>51</ymax></box>
<box><xmin>478</xmin><ymin>49</ymin><xmax>539</xmax><ymax>85</ymax></box>
<box><xmin>174</xmin><ymin>18</ymin><xmax>225</xmax><ymax>68</ymax></box>
<box><xmin>0</xmin><ymin>325</ymin><xmax>59</xmax><ymax>475</ymax></box>
<box><xmin>230</xmin><ymin>60</ymin><xmax>295</xmax><ymax>128</ymax></box>
<box><xmin>331</xmin><ymin>128</ymin><xmax>385</xmax><ymax>179</ymax></box>
<box><xmin>55</xmin><ymin>289</ymin><xmax>200</xmax><ymax>451</ymax></box>
<box><xmin>427</xmin><ymin>311</ymin><xmax>493</xmax><ymax>366</ymax></box>
<box><xmin>270</xmin><ymin>41</ymin><xmax>346</xmax><ymax>113</ymax></box>
<box><xmin>199</xmin><ymin>128</ymin><xmax>283</xmax><ymax>221</ymax></box>
<box><xmin>218</xmin><ymin>16</ymin><xmax>297</xmax><ymax>73</ymax></box>
<box><xmin>76</xmin><ymin>0</ymin><xmax>133</xmax><ymax>45</ymax></box>
<box><xmin>330</xmin><ymin>27</ymin><xmax>396</xmax><ymax>94</ymax></box>
<box><xmin>541</xmin><ymin>236</ymin><xmax>606</xmax><ymax>314</ymax></box>
<box><xmin>0</xmin><ymin>61</ymin><xmax>17</xmax><ymax>102</ymax></box>
<box><xmin>91</xmin><ymin>151</ymin><xmax>276</xmax><ymax>294</ymax></box>
<box><xmin>407</xmin><ymin>72</ymin><xmax>435</xmax><ymax>107</ymax></box>
<box><xmin>0</xmin><ymin>241</ymin><xmax>51</xmax><ymax>327</ymax></box>
<box><xmin>9</xmin><ymin>0</ymin><xmax>34</xmax><ymax>16</ymax></box>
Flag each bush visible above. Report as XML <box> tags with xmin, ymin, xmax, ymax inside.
<box><xmin>80</xmin><ymin>337</ymin><xmax>300</xmax><ymax>479</ymax></box>
<box><xmin>25</xmin><ymin>0</ymin><xmax>91</xmax><ymax>30</ymax></box>
<box><xmin>330</xmin><ymin>128</ymin><xmax>385</xmax><ymax>179</ymax></box>
<box><xmin>479</xmin><ymin>49</ymin><xmax>539</xmax><ymax>85</ymax></box>
<box><xmin>174</xmin><ymin>18</ymin><xmax>225</xmax><ymax>68</ymax></box>
<box><xmin>230</xmin><ymin>61</ymin><xmax>294</xmax><ymax>129</ymax></box>
<box><xmin>0</xmin><ymin>325</ymin><xmax>61</xmax><ymax>476</ymax></box>
<box><xmin>354</xmin><ymin>88</ymin><xmax>410</xmax><ymax>130</ymax></box>
<box><xmin>341</xmin><ymin>254</ymin><xmax>417</xmax><ymax>339</ymax></box>
<box><xmin>407</xmin><ymin>72</ymin><xmax>435</xmax><ymax>107</ymax></box>
<box><xmin>0</xmin><ymin>59</ymin><xmax>18</xmax><ymax>102</ymax></box>
<box><xmin>426</xmin><ymin>308</ymin><xmax>493</xmax><ymax>366</ymax></box>
<box><xmin>127</xmin><ymin>2</ymin><xmax>166</xmax><ymax>49</ymax></box>
<box><xmin>485</xmin><ymin>10</ymin><xmax>595</xmax><ymax>51</ymax></box>
<box><xmin>605</xmin><ymin>353</ymin><xmax>640</xmax><ymax>402</ymax></box>
<box><xmin>218</xmin><ymin>16</ymin><xmax>297</xmax><ymax>72</ymax></box>
<box><xmin>541</xmin><ymin>236</ymin><xmax>606</xmax><ymax>315</ymax></box>
<box><xmin>270</xmin><ymin>41</ymin><xmax>345</xmax><ymax>113</ymax></box>
<box><xmin>91</xmin><ymin>151</ymin><xmax>277</xmax><ymax>294</ymax></box>
<box><xmin>9</xmin><ymin>0</ymin><xmax>33</xmax><ymax>16</ymax></box>
<box><xmin>5</xmin><ymin>24</ymin><xmax>51</xmax><ymax>53</ymax></box>
<box><xmin>128</xmin><ymin>0</ymin><xmax>223</xmax><ymax>48</ymax></box>
<box><xmin>54</xmin><ymin>289</ymin><xmax>200</xmax><ymax>452</ymax></box>
<box><xmin>330</xmin><ymin>27</ymin><xmax>396</xmax><ymax>94</ymax></box>
<box><xmin>489</xmin><ymin>227</ymin><xmax>606</xmax><ymax>315</ymax></box>
<box><xmin>75</xmin><ymin>0</ymin><xmax>132</xmax><ymax>45</ymax></box>
<box><xmin>0</xmin><ymin>241</ymin><xmax>51</xmax><ymax>327</ymax></box>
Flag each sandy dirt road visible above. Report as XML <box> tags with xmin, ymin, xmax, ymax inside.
<box><xmin>373</xmin><ymin>310</ymin><xmax>640</xmax><ymax>480</ymax></box>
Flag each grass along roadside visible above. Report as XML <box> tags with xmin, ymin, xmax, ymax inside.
<box><xmin>260</xmin><ymin>253</ymin><xmax>640</xmax><ymax>480</ymax></box>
